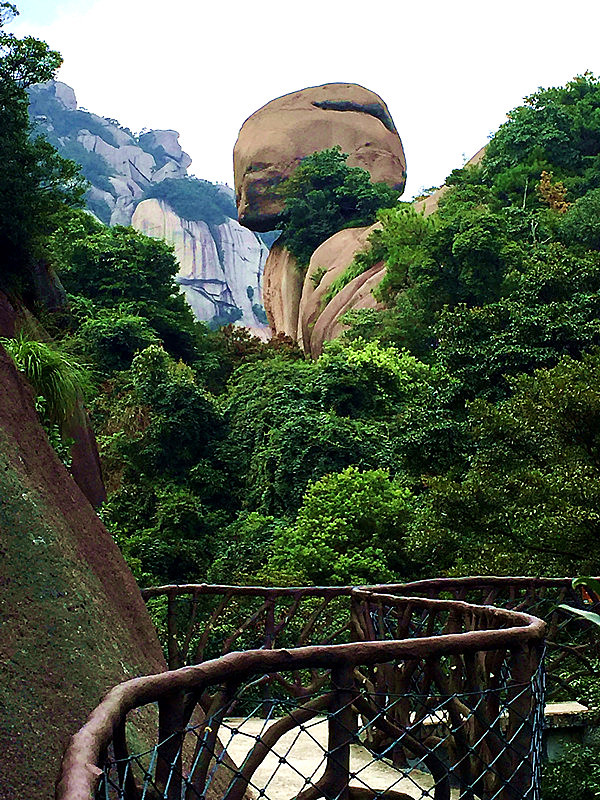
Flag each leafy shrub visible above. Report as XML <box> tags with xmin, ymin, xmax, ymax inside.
<box><xmin>542</xmin><ymin>743</ymin><xmax>600</xmax><ymax>800</ymax></box>
<box><xmin>76</xmin><ymin>312</ymin><xmax>159</xmax><ymax>374</ymax></box>
<box><xmin>270</xmin><ymin>466</ymin><xmax>414</xmax><ymax>585</ymax></box>
<box><xmin>560</xmin><ymin>188</ymin><xmax>600</xmax><ymax>250</ymax></box>
<box><xmin>1</xmin><ymin>333</ymin><xmax>91</xmax><ymax>423</ymax></box>
<box><xmin>279</xmin><ymin>147</ymin><xmax>398</xmax><ymax>267</ymax></box>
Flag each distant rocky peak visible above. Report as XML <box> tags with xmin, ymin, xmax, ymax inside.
<box><xmin>47</xmin><ymin>79</ymin><xmax>77</xmax><ymax>110</ymax></box>
<box><xmin>27</xmin><ymin>80</ymin><xmax>270</xmax><ymax>335</ymax></box>
<box><xmin>28</xmin><ymin>80</ymin><xmax>192</xmax><ymax>226</ymax></box>
<box><xmin>138</xmin><ymin>130</ymin><xmax>192</xmax><ymax>173</ymax></box>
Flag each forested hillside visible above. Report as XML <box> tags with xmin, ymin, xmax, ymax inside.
<box><xmin>96</xmin><ymin>73</ymin><xmax>600</xmax><ymax>589</ymax></box>
<box><xmin>5</xmin><ymin>14</ymin><xmax>600</xmax><ymax>589</ymax></box>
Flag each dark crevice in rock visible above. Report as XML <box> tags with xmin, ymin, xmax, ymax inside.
<box><xmin>311</xmin><ymin>100</ymin><xmax>396</xmax><ymax>133</ymax></box>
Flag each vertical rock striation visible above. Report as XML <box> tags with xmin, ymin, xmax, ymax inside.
<box><xmin>132</xmin><ymin>197</ymin><xmax>269</xmax><ymax>329</ymax></box>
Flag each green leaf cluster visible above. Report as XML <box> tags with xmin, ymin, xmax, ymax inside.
<box><xmin>278</xmin><ymin>146</ymin><xmax>398</xmax><ymax>267</ymax></box>
<box><xmin>140</xmin><ymin>177</ymin><xmax>236</xmax><ymax>224</ymax></box>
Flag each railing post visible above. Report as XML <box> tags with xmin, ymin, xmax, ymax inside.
<box><xmin>323</xmin><ymin>662</ymin><xmax>355</xmax><ymax>800</ymax></box>
<box><xmin>167</xmin><ymin>594</ymin><xmax>181</xmax><ymax>670</ymax></box>
<box><xmin>505</xmin><ymin>643</ymin><xmax>544</xmax><ymax>800</ymax></box>
<box><xmin>156</xmin><ymin>689</ymin><xmax>186</xmax><ymax>800</ymax></box>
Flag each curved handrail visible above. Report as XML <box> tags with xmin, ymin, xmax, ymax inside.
<box><xmin>141</xmin><ymin>575</ymin><xmax>590</xmax><ymax>597</ymax></box>
<box><xmin>56</xmin><ymin>590</ymin><xmax>545</xmax><ymax>800</ymax></box>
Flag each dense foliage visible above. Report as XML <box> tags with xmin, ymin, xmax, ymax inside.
<box><xmin>5</xmin><ymin>30</ymin><xmax>600</xmax><ymax>797</ymax></box>
<box><xmin>0</xmin><ymin>3</ymin><xmax>84</xmax><ymax>285</ymax></box>
<box><xmin>278</xmin><ymin>146</ymin><xmax>399</xmax><ymax>267</ymax></box>
<box><xmin>140</xmin><ymin>177</ymin><xmax>237</xmax><ymax>224</ymax></box>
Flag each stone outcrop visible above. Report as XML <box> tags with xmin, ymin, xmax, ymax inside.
<box><xmin>247</xmin><ymin>98</ymin><xmax>487</xmax><ymax>354</ymax></box>
<box><xmin>0</xmin><ymin>343</ymin><xmax>165</xmax><ymax>800</ymax></box>
<box><xmin>262</xmin><ymin>226</ymin><xmax>385</xmax><ymax>356</ymax></box>
<box><xmin>261</xmin><ymin>243</ymin><xmax>305</xmax><ymax>339</ymax></box>
<box><xmin>29</xmin><ymin>81</ymin><xmax>271</xmax><ymax>332</ymax></box>
<box><xmin>132</xmin><ymin>197</ymin><xmax>269</xmax><ymax>329</ymax></box>
<box><xmin>234</xmin><ymin>83</ymin><xmax>407</xmax><ymax>231</ymax></box>
<box><xmin>297</xmin><ymin>225</ymin><xmax>379</xmax><ymax>353</ymax></box>
<box><xmin>310</xmin><ymin>261</ymin><xmax>385</xmax><ymax>357</ymax></box>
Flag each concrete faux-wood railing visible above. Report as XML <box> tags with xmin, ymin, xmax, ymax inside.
<box><xmin>141</xmin><ymin>577</ymin><xmax>600</xmax><ymax>702</ymax></box>
<box><xmin>56</xmin><ymin>588</ymin><xmax>546</xmax><ymax>800</ymax></box>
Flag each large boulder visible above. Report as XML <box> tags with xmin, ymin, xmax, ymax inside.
<box><xmin>298</xmin><ymin>225</ymin><xmax>385</xmax><ymax>357</ymax></box>
<box><xmin>234</xmin><ymin>83</ymin><xmax>406</xmax><ymax>231</ymax></box>
<box><xmin>0</xmin><ymin>344</ymin><xmax>165</xmax><ymax>800</ymax></box>
<box><xmin>297</xmin><ymin>225</ymin><xmax>378</xmax><ymax>353</ymax></box>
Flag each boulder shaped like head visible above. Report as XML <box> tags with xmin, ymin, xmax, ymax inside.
<box><xmin>234</xmin><ymin>83</ymin><xmax>407</xmax><ymax>232</ymax></box>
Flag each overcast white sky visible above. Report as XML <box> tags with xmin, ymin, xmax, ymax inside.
<box><xmin>13</xmin><ymin>0</ymin><xmax>600</xmax><ymax>199</ymax></box>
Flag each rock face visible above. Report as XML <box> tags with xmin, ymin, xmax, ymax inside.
<box><xmin>234</xmin><ymin>83</ymin><xmax>407</xmax><ymax>231</ymax></box>
<box><xmin>0</xmin><ymin>343</ymin><xmax>165</xmax><ymax>800</ymax></box>
<box><xmin>28</xmin><ymin>81</ymin><xmax>271</xmax><ymax>331</ymax></box>
<box><xmin>297</xmin><ymin>224</ymin><xmax>383</xmax><ymax>356</ymax></box>
<box><xmin>262</xmin><ymin>226</ymin><xmax>385</xmax><ymax>356</ymax></box>
<box><xmin>261</xmin><ymin>242</ymin><xmax>305</xmax><ymax>339</ymax></box>
<box><xmin>132</xmin><ymin>197</ymin><xmax>269</xmax><ymax>329</ymax></box>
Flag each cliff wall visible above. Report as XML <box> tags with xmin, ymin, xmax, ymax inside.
<box><xmin>0</xmin><ymin>344</ymin><xmax>165</xmax><ymax>800</ymax></box>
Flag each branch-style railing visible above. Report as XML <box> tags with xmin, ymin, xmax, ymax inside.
<box><xmin>141</xmin><ymin>577</ymin><xmax>599</xmax><ymax>703</ymax></box>
<box><xmin>57</xmin><ymin>587</ymin><xmax>546</xmax><ymax>800</ymax></box>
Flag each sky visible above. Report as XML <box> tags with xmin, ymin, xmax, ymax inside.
<box><xmin>12</xmin><ymin>0</ymin><xmax>600</xmax><ymax>200</ymax></box>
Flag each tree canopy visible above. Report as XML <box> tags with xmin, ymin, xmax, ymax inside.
<box><xmin>278</xmin><ymin>146</ymin><xmax>399</xmax><ymax>266</ymax></box>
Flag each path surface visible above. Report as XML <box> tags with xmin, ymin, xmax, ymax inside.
<box><xmin>222</xmin><ymin>717</ymin><xmax>457</xmax><ymax>799</ymax></box>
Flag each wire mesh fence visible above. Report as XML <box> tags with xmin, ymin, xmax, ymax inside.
<box><xmin>97</xmin><ymin>656</ymin><xmax>545</xmax><ymax>800</ymax></box>
<box><xmin>57</xmin><ymin>588</ymin><xmax>546</xmax><ymax>800</ymax></box>
<box><xmin>140</xmin><ymin>579</ymin><xmax>598</xmax><ymax>707</ymax></box>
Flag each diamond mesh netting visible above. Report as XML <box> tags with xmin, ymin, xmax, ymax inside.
<box><xmin>57</xmin><ymin>587</ymin><xmax>547</xmax><ymax>800</ymax></box>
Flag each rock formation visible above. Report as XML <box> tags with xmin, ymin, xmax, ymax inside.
<box><xmin>28</xmin><ymin>81</ymin><xmax>271</xmax><ymax>332</ymax></box>
<box><xmin>132</xmin><ymin>195</ymin><xmax>269</xmax><ymax>329</ymax></box>
<box><xmin>234</xmin><ymin>82</ymin><xmax>407</xmax><ymax>231</ymax></box>
<box><xmin>237</xmin><ymin>88</ymin><xmax>489</xmax><ymax>355</ymax></box>
<box><xmin>260</xmin><ymin>242</ymin><xmax>305</xmax><ymax>339</ymax></box>
<box><xmin>238</xmin><ymin>82</ymin><xmax>406</xmax><ymax>351</ymax></box>
<box><xmin>0</xmin><ymin>341</ymin><xmax>165</xmax><ymax>800</ymax></box>
<box><xmin>297</xmin><ymin>224</ymin><xmax>384</xmax><ymax>357</ymax></box>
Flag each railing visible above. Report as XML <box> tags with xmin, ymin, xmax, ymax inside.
<box><xmin>141</xmin><ymin>577</ymin><xmax>599</xmax><ymax>704</ymax></box>
<box><xmin>57</xmin><ymin>587</ymin><xmax>546</xmax><ymax>800</ymax></box>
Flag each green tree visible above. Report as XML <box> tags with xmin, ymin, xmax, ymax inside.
<box><xmin>279</xmin><ymin>146</ymin><xmax>398</xmax><ymax>267</ymax></box>
<box><xmin>0</xmin><ymin>3</ymin><xmax>84</xmax><ymax>287</ymax></box>
<box><xmin>410</xmin><ymin>351</ymin><xmax>600</xmax><ymax>576</ymax></box>
<box><xmin>270</xmin><ymin>466</ymin><xmax>414</xmax><ymax>585</ymax></box>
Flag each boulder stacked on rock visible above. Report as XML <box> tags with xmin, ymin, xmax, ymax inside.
<box><xmin>234</xmin><ymin>82</ymin><xmax>406</xmax><ymax>232</ymax></box>
<box><xmin>234</xmin><ymin>82</ymin><xmax>406</xmax><ymax>352</ymax></box>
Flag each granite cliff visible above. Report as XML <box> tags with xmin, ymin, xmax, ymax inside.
<box><xmin>29</xmin><ymin>81</ymin><xmax>270</xmax><ymax>331</ymax></box>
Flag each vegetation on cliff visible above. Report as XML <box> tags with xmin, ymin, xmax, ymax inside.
<box><xmin>277</xmin><ymin>146</ymin><xmax>398</xmax><ymax>267</ymax></box>
<box><xmin>140</xmin><ymin>177</ymin><xmax>237</xmax><ymax>224</ymax></box>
